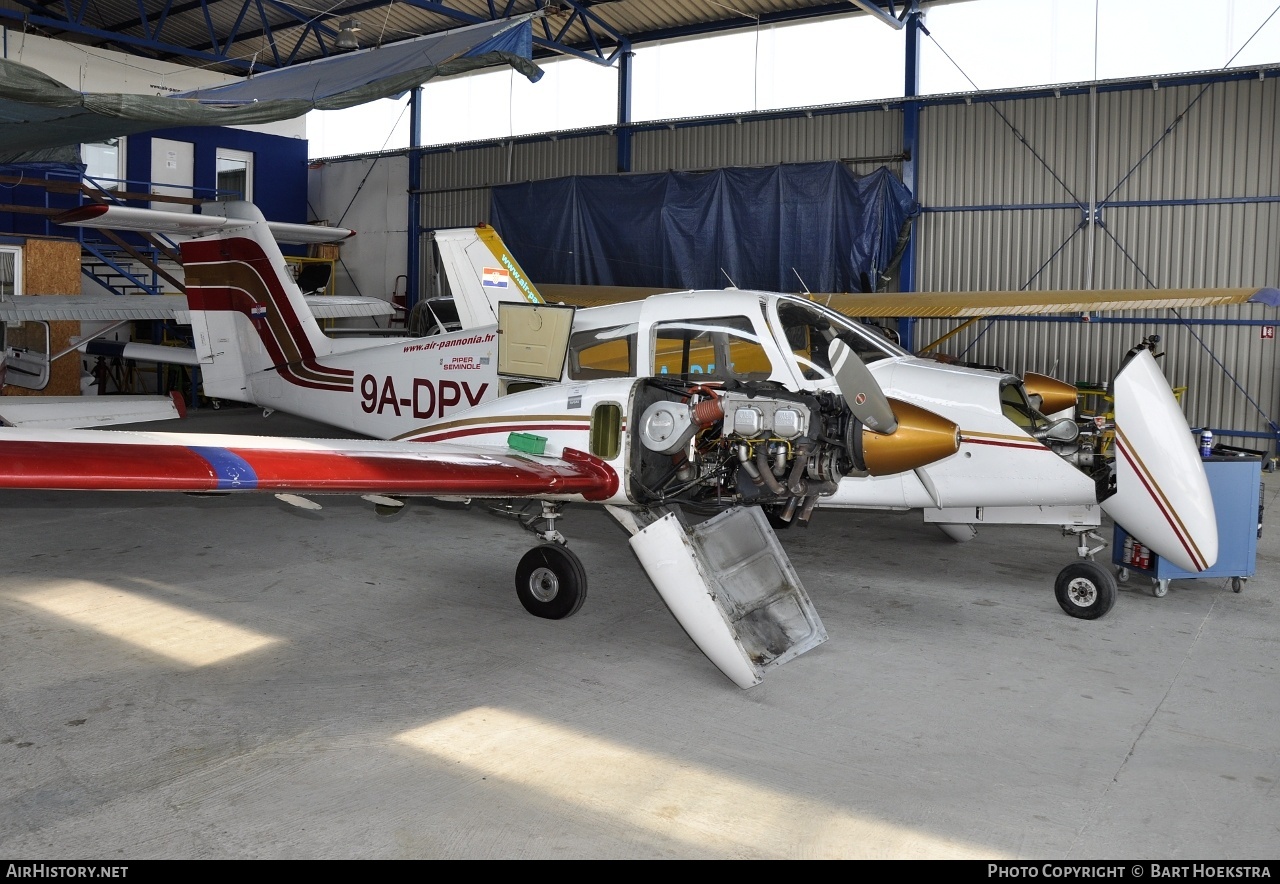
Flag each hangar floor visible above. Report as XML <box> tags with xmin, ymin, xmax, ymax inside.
<box><xmin>1</xmin><ymin>405</ymin><xmax>1277</xmax><ymax>860</ymax></box>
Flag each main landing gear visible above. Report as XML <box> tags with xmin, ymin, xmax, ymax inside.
<box><xmin>503</xmin><ymin>501</ymin><xmax>588</xmax><ymax>621</ymax></box>
<box><xmin>516</xmin><ymin>544</ymin><xmax>587</xmax><ymax>619</ymax></box>
<box><xmin>1055</xmin><ymin>527</ymin><xmax>1116</xmax><ymax>620</ymax></box>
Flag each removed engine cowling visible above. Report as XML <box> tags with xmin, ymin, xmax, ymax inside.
<box><xmin>629</xmin><ymin>378</ymin><xmax>959</xmax><ymax>522</ymax></box>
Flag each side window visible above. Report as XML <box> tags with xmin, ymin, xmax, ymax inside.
<box><xmin>1000</xmin><ymin>381</ymin><xmax>1044</xmax><ymax>432</ymax></box>
<box><xmin>568</xmin><ymin>325</ymin><xmax>635</xmax><ymax>380</ymax></box>
<box><xmin>651</xmin><ymin>316</ymin><xmax>773</xmax><ymax>381</ymax></box>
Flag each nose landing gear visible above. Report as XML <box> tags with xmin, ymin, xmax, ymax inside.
<box><xmin>1055</xmin><ymin>527</ymin><xmax>1117</xmax><ymax>619</ymax></box>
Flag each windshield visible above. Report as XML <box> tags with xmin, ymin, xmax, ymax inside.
<box><xmin>773</xmin><ymin>298</ymin><xmax>907</xmax><ymax>382</ymax></box>
<box><xmin>1000</xmin><ymin>379</ymin><xmax>1048</xmax><ymax>433</ymax></box>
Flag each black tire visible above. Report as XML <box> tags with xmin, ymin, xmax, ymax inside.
<box><xmin>515</xmin><ymin>544</ymin><xmax>588</xmax><ymax>620</ymax></box>
<box><xmin>1055</xmin><ymin>561</ymin><xmax>1117</xmax><ymax>620</ymax></box>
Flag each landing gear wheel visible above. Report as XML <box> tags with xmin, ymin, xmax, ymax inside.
<box><xmin>1152</xmin><ymin>579</ymin><xmax>1169</xmax><ymax>598</ymax></box>
<box><xmin>515</xmin><ymin>543</ymin><xmax>588</xmax><ymax>620</ymax></box>
<box><xmin>1055</xmin><ymin>561</ymin><xmax>1117</xmax><ymax>620</ymax></box>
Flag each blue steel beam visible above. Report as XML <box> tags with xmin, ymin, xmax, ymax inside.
<box><xmin>220</xmin><ymin>0</ymin><xmax>253</xmax><ymax>57</ymax></box>
<box><xmin>849</xmin><ymin>0</ymin><xmax>907</xmax><ymax>30</ymax></box>
<box><xmin>250</xmin><ymin>0</ymin><xmax>281</xmax><ymax>67</ymax></box>
<box><xmin>0</xmin><ymin>7</ymin><xmax>258</xmax><ymax>69</ymax></box>
<box><xmin>133</xmin><ymin>0</ymin><xmax>151</xmax><ymax>39</ymax></box>
<box><xmin>616</xmin><ymin>45</ymin><xmax>632</xmax><ymax>173</ymax></box>
<box><xmin>897</xmin><ymin>4</ymin><xmax>923</xmax><ymax>350</ymax></box>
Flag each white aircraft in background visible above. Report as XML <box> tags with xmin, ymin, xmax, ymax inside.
<box><xmin>0</xmin><ymin>212</ymin><xmax>392</xmax><ymax>428</ymax></box>
<box><xmin>0</xmin><ymin>201</ymin><xmax>1220</xmax><ymax>688</ymax></box>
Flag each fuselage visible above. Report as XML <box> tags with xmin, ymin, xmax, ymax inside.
<box><xmin>230</xmin><ymin>288</ymin><xmax>1095</xmax><ymax>511</ymax></box>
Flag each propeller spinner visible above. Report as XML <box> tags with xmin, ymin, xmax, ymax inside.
<box><xmin>828</xmin><ymin>338</ymin><xmax>898</xmax><ymax>434</ymax></box>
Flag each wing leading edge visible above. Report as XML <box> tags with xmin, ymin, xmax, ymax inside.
<box><xmin>540</xmin><ymin>285</ymin><xmax>1280</xmax><ymax>317</ymax></box>
<box><xmin>0</xmin><ymin>428</ymin><xmax>618</xmax><ymax>500</ymax></box>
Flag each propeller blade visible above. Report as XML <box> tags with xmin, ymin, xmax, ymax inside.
<box><xmin>829</xmin><ymin>338</ymin><xmax>898</xmax><ymax>434</ymax></box>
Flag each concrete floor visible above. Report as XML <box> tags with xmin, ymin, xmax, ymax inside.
<box><xmin>1</xmin><ymin>405</ymin><xmax>1277</xmax><ymax>859</ymax></box>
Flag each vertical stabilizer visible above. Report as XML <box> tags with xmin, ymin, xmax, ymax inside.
<box><xmin>433</xmin><ymin>225</ymin><xmax>544</xmax><ymax>330</ymax></box>
<box><xmin>184</xmin><ymin>201</ymin><xmax>348</xmax><ymax>403</ymax></box>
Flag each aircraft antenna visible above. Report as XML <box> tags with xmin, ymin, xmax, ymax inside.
<box><xmin>792</xmin><ymin>268</ymin><xmax>811</xmax><ymax>294</ymax></box>
<box><xmin>721</xmin><ymin>269</ymin><xmax>738</xmax><ymax>289</ymax></box>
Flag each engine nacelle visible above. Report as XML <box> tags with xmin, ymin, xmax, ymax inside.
<box><xmin>629</xmin><ymin>379</ymin><xmax>959</xmax><ymax>524</ymax></box>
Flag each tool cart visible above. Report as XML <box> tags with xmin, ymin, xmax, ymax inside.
<box><xmin>1114</xmin><ymin>446</ymin><xmax>1264</xmax><ymax>597</ymax></box>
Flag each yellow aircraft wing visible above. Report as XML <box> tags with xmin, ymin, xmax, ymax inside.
<box><xmin>814</xmin><ymin>287</ymin><xmax>1280</xmax><ymax>318</ymax></box>
<box><xmin>541</xmin><ymin>283</ymin><xmax>1280</xmax><ymax>316</ymax></box>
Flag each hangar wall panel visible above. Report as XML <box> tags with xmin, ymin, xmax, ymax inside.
<box><xmin>914</xmin><ymin>306</ymin><xmax>1280</xmax><ymax>451</ymax></box>
<box><xmin>418</xmin><ymin>132</ymin><xmax>618</xmax><ymax>230</ymax></box>
<box><xmin>310</xmin><ymin>70</ymin><xmax>1280</xmax><ymax>451</ymax></box>
<box><xmin>307</xmin><ymin>153</ymin><xmax>409</xmax><ymax>307</ymax></box>
<box><xmin>912</xmin><ymin>74</ymin><xmax>1280</xmax><ymax>451</ymax></box>
<box><xmin>629</xmin><ymin>110</ymin><xmax>903</xmax><ymax>175</ymax></box>
<box><xmin>917</xmin><ymin>76</ymin><xmax>1280</xmax><ymax>293</ymax></box>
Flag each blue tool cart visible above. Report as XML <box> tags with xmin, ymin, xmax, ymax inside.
<box><xmin>1114</xmin><ymin>448</ymin><xmax>1264</xmax><ymax>597</ymax></box>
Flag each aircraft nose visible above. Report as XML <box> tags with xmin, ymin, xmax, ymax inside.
<box><xmin>861</xmin><ymin>399</ymin><xmax>961</xmax><ymax>476</ymax></box>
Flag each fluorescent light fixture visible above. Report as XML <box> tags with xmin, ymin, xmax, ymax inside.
<box><xmin>848</xmin><ymin>0</ymin><xmax>906</xmax><ymax>30</ymax></box>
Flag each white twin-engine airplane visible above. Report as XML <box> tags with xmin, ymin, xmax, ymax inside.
<box><xmin>0</xmin><ymin>201</ymin><xmax>1218</xmax><ymax>688</ymax></box>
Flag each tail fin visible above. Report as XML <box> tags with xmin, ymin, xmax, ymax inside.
<box><xmin>432</xmin><ymin>225</ymin><xmax>544</xmax><ymax>330</ymax></box>
<box><xmin>56</xmin><ymin>201</ymin><xmax>357</xmax><ymax>404</ymax></box>
<box><xmin>182</xmin><ymin>202</ymin><xmax>357</xmax><ymax>401</ymax></box>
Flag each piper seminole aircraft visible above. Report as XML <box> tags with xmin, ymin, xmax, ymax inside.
<box><xmin>0</xmin><ymin>201</ymin><xmax>1220</xmax><ymax>688</ymax></box>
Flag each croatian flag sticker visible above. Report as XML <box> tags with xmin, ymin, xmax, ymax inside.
<box><xmin>482</xmin><ymin>267</ymin><xmax>510</xmax><ymax>289</ymax></box>
<box><xmin>250</xmin><ymin>305</ymin><xmax>267</xmax><ymax>319</ymax></box>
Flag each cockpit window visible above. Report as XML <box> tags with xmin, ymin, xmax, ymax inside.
<box><xmin>568</xmin><ymin>324</ymin><xmax>636</xmax><ymax>380</ymax></box>
<box><xmin>1000</xmin><ymin>380</ymin><xmax>1047</xmax><ymax>432</ymax></box>
<box><xmin>651</xmin><ymin>316</ymin><xmax>773</xmax><ymax>380</ymax></box>
<box><xmin>774</xmin><ymin>299</ymin><xmax>906</xmax><ymax>382</ymax></box>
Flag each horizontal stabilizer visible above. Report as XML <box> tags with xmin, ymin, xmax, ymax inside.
<box><xmin>0</xmin><ymin>393</ymin><xmax>185</xmax><ymax>429</ymax></box>
<box><xmin>0</xmin><ymin>294</ymin><xmax>393</xmax><ymax>323</ymax></box>
<box><xmin>54</xmin><ymin>204</ymin><xmax>355</xmax><ymax>244</ymax></box>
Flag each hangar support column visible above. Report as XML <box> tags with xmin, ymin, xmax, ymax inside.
<box><xmin>898</xmin><ymin>5</ymin><xmax>925</xmax><ymax>352</ymax></box>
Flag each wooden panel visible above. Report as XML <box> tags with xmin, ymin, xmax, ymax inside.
<box><xmin>23</xmin><ymin>238</ymin><xmax>81</xmax><ymax>295</ymax></box>
<box><xmin>4</xmin><ymin>237</ymin><xmax>82</xmax><ymax>397</ymax></box>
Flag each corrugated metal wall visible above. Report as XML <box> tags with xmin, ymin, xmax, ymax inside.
<box><xmin>913</xmin><ymin>74</ymin><xmax>1280</xmax><ymax>451</ymax></box>
<box><xmin>310</xmin><ymin>70</ymin><xmax>1279</xmax><ymax>452</ymax></box>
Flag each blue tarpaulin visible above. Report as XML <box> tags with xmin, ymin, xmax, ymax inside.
<box><xmin>490</xmin><ymin>163</ymin><xmax>917</xmax><ymax>293</ymax></box>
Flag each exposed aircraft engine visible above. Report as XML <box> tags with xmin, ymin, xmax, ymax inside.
<box><xmin>630</xmin><ymin>378</ymin><xmax>959</xmax><ymax>524</ymax></box>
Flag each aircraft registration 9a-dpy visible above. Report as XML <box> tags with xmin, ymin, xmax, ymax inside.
<box><xmin>0</xmin><ymin>201</ymin><xmax>1218</xmax><ymax>688</ymax></box>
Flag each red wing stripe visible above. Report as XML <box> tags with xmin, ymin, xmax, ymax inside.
<box><xmin>0</xmin><ymin>439</ymin><xmax>617</xmax><ymax>501</ymax></box>
<box><xmin>184</xmin><ymin>242</ymin><xmax>353</xmax><ymax>391</ymax></box>
<box><xmin>959</xmin><ymin>435</ymin><xmax>1047</xmax><ymax>451</ymax></box>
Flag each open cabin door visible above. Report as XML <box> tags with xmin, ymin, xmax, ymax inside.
<box><xmin>497</xmin><ymin>302</ymin><xmax>575</xmax><ymax>383</ymax></box>
<box><xmin>1</xmin><ymin>320</ymin><xmax>50</xmax><ymax>391</ymax></box>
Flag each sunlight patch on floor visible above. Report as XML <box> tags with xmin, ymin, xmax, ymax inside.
<box><xmin>397</xmin><ymin>706</ymin><xmax>1003</xmax><ymax>859</ymax></box>
<box><xmin>17</xmin><ymin>580</ymin><xmax>280</xmax><ymax>666</ymax></box>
